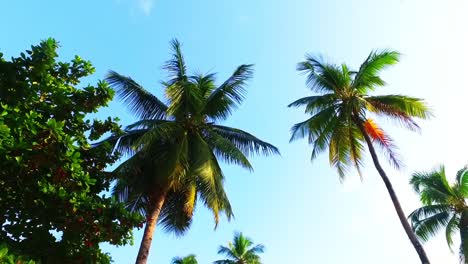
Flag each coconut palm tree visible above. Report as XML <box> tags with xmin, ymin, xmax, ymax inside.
<box><xmin>289</xmin><ymin>50</ymin><xmax>432</xmax><ymax>263</ymax></box>
<box><xmin>104</xmin><ymin>40</ymin><xmax>279</xmax><ymax>264</ymax></box>
<box><xmin>214</xmin><ymin>232</ymin><xmax>264</xmax><ymax>264</ymax></box>
<box><xmin>172</xmin><ymin>254</ymin><xmax>198</xmax><ymax>264</ymax></box>
<box><xmin>409</xmin><ymin>166</ymin><xmax>468</xmax><ymax>263</ymax></box>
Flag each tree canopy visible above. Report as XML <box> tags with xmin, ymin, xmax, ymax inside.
<box><xmin>0</xmin><ymin>39</ymin><xmax>142</xmax><ymax>263</ymax></box>
<box><xmin>409</xmin><ymin>166</ymin><xmax>468</xmax><ymax>263</ymax></box>
<box><xmin>104</xmin><ymin>39</ymin><xmax>279</xmax><ymax>263</ymax></box>
<box><xmin>214</xmin><ymin>232</ymin><xmax>264</xmax><ymax>264</ymax></box>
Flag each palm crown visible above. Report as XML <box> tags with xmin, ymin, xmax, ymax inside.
<box><xmin>409</xmin><ymin>166</ymin><xmax>468</xmax><ymax>263</ymax></box>
<box><xmin>289</xmin><ymin>50</ymin><xmax>430</xmax><ymax>178</ymax></box>
<box><xmin>104</xmin><ymin>40</ymin><xmax>279</xmax><ymax>263</ymax></box>
<box><xmin>172</xmin><ymin>254</ymin><xmax>198</xmax><ymax>264</ymax></box>
<box><xmin>289</xmin><ymin>50</ymin><xmax>433</xmax><ymax>263</ymax></box>
<box><xmin>214</xmin><ymin>232</ymin><xmax>264</xmax><ymax>264</ymax></box>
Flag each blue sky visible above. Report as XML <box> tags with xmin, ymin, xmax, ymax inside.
<box><xmin>2</xmin><ymin>0</ymin><xmax>468</xmax><ymax>263</ymax></box>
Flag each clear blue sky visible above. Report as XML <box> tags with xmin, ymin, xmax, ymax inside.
<box><xmin>1</xmin><ymin>0</ymin><xmax>467</xmax><ymax>263</ymax></box>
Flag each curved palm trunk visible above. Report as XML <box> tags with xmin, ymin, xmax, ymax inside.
<box><xmin>135</xmin><ymin>190</ymin><xmax>168</xmax><ymax>264</ymax></box>
<box><xmin>356</xmin><ymin>121</ymin><xmax>431</xmax><ymax>264</ymax></box>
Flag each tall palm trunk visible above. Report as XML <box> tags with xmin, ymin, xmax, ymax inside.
<box><xmin>460</xmin><ymin>210</ymin><xmax>468</xmax><ymax>263</ymax></box>
<box><xmin>135</xmin><ymin>189</ymin><xmax>168</xmax><ymax>264</ymax></box>
<box><xmin>355</xmin><ymin>120</ymin><xmax>431</xmax><ymax>264</ymax></box>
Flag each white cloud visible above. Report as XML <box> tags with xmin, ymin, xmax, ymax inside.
<box><xmin>137</xmin><ymin>0</ymin><xmax>154</xmax><ymax>16</ymax></box>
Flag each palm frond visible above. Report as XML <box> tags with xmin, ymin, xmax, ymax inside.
<box><xmin>410</xmin><ymin>167</ymin><xmax>454</xmax><ymax>204</ymax></box>
<box><xmin>328</xmin><ymin>118</ymin><xmax>352</xmax><ymax>180</ymax></box>
<box><xmin>364</xmin><ymin>95</ymin><xmax>432</xmax><ymax>130</ymax></box>
<box><xmin>132</xmin><ymin>121</ymin><xmax>180</xmax><ymax>155</ymax></box>
<box><xmin>363</xmin><ymin>118</ymin><xmax>401</xmax><ymax>169</ymax></box>
<box><xmin>190</xmin><ymin>134</ymin><xmax>233</xmax><ymax>226</ymax></box>
<box><xmin>190</xmin><ymin>73</ymin><xmax>217</xmax><ymax>99</ymax></box>
<box><xmin>126</xmin><ymin>119</ymin><xmax>171</xmax><ymax>130</ymax></box>
<box><xmin>446</xmin><ymin>214</ymin><xmax>460</xmax><ymax>253</ymax></box>
<box><xmin>289</xmin><ymin>106</ymin><xmax>337</xmax><ymax>143</ymax></box>
<box><xmin>217</xmin><ymin>245</ymin><xmax>238</xmax><ymax>259</ymax></box>
<box><xmin>158</xmin><ymin>184</ymin><xmax>196</xmax><ymax>236</ymax></box>
<box><xmin>212</xmin><ymin>125</ymin><xmax>280</xmax><ymax>157</ymax></box>
<box><xmin>204</xmin><ymin>129</ymin><xmax>253</xmax><ymax>171</ymax></box>
<box><xmin>352</xmin><ymin>50</ymin><xmax>400</xmax><ymax>92</ymax></box>
<box><xmin>412</xmin><ymin>211</ymin><xmax>451</xmax><ymax>242</ymax></box>
<box><xmin>456</xmin><ymin>166</ymin><xmax>468</xmax><ymax>197</ymax></box>
<box><xmin>409</xmin><ymin>204</ymin><xmax>453</xmax><ymax>224</ymax></box>
<box><xmin>112</xmin><ymin>154</ymin><xmax>154</xmax><ymax>216</ymax></box>
<box><xmin>297</xmin><ymin>55</ymin><xmax>348</xmax><ymax>93</ymax></box>
<box><xmin>204</xmin><ymin>64</ymin><xmax>254</xmax><ymax>121</ymax></box>
<box><xmin>106</xmin><ymin>70</ymin><xmax>168</xmax><ymax>119</ymax></box>
<box><xmin>164</xmin><ymin>39</ymin><xmax>188</xmax><ymax>84</ymax></box>
<box><xmin>165</xmin><ymin>81</ymin><xmax>203</xmax><ymax>120</ymax></box>
<box><xmin>213</xmin><ymin>260</ymin><xmax>235</xmax><ymax>264</ymax></box>
<box><xmin>171</xmin><ymin>254</ymin><xmax>198</xmax><ymax>264</ymax></box>
<box><xmin>348</xmin><ymin>122</ymin><xmax>365</xmax><ymax>178</ymax></box>
<box><xmin>287</xmin><ymin>94</ymin><xmax>337</xmax><ymax>116</ymax></box>
<box><xmin>246</xmin><ymin>244</ymin><xmax>265</xmax><ymax>255</ymax></box>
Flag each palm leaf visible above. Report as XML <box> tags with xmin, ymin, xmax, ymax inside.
<box><xmin>412</xmin><ymin>211</ymin><xmax>451</xmax><ymax>242</ymax></box>
<box><xmin>204</xmin><ymin>129</ymin><xmax>253</xmax><ymax>171</ymax></box>
<box><xmin>287</xmin><ymin>94</ymin><xmax>337</xmax><ymax>116</ymax></box>
<box><xmin>352</xmin><ymin>50</ymin><xmax>400</xmax><ymax>92</ymax></box>
<box><xmin>164</xmin><ymin>39</ymin><xmax>188</xmax><ymax>84</ymax></box>
<box><xmin>363</xmin><ymin>118</ymin><xmax>401</xmax><ymax>169</ymax></box>
<box><xmin>204</xmin><ymin>64</ymin><xmax>254</xmax><ymax>121</ymax></box>
<box><xmin>297</xmin><ymin>55</ymin><xmax>347</xmax><ymax>93</ymax></box>
<box><xmin>106</xmin><ymin>71</ymin><xmax>168</xmax><ymax>119</ymax></box>
<box><xmin>446</xmin><ymin>214</ymin><xmax>460</xmax><ymax>253</ymax></box>
<box><xmin>364</xmin><ymin>95</ymin><xmax>432</xmax><ymax>130</ymax></box>
<box><xmin>190</xmin><ymin>133</ymin><xmax>233</xmax><ymax>226</ymax></box>
<box><xmin>158</xmin><ymin>184</ymin><xmax>196</xmax><ymax>236</ymax></box>
<box><xmin>456</xmin><ymin>166</ymin><xmax>468</xmax><ymax>197</ymax></box>
<box><xmin>212</xmin><ymin>125</ymin><xmax>279</xmax><ymax>157</ymax></box>
<box><xmin>410</xmin><ymin>167</ymin><xmax>454</xmax><ymax>204</ymax></box>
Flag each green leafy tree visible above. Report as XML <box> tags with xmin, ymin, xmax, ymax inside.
<box><xmin>171</xmin><ymin>254</ymin><xmax>198</xmax><ymax>264</ymax></box>
<box><xmin>104</xmin><ymin>39</ymin><xmax>279</xmax><ymax>264</ymax></box>
<box><xmin>0</xmin><ymin>39</ymin><xmax>142</xmax><ymax>263</ymax></box>
<box><xmin>289</xmin><ymin>50</ymin><xmax>432</xmax><ymax>263</ymax></box>
<box><xmin>0</xmin><ymin>244</ymin><xmax>35</xmax><ymax>264</ymax></box>
<box><xmin>409</xmin><ymin>166</ymin><xmax>468</xmax><ymax>263</ymax></box>
<box><xmin>214</xmin><ymin>232</ymin><xmax>264</xmax><ymax>264</ymax></box>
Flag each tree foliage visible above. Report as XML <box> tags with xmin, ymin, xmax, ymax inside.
<box><xmin>214</xmin><ymin>232</ymin><xmax>264</xmax><ymax>264</ymax></box>
<box><xmin>171</xmin><ymin>254</ymin><xmax>198</xmax><ymax>264</ymax></box>
<box><xmin>289</xmin><ymin>50</ymin><xmax>432</xmax><ymax>263</ymax></box>
<box><xmin>0</xmin><ymin>39</ymin><xmax>142</xmax><ymax>263</ymax></box>
<box><xmin>289</xmin><ymin>50</ymin><xmax>431</xmax><ymax>179</ymax></box>
<box><xmin>0</xmin><ymin>244</ymin><xmax>35</xmax><ymax>264</ymax></box>
<box><xmin>105</xmin><ymin>39</ymin><xmax>279</xmax><ymax>235</ymax></box>
<box><xmin>409</xmin><ymin>166</ymin><xmax>468</xmax><ymax>263</ymax></box>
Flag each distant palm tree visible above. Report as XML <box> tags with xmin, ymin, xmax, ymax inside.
<box><xmin>214</xmin><ymin>232</ymin><xmax>264</xmax><ymax>264</ymax></box>
<box><xmin>104</xmin><ymin>40</ymin><xmax>279</xmax><ymax>264</ymax></box>
<box><xmin>409</xmin><ymin>166</ymin><xmax>468</xmax><ymax>263</ymax></box>
<box><xmin>289</xmin><ymin>50</ymin><xmax>432</xmax><ymax>263</ymax></box>
<box><xmin>172</xmin><ymin>254</ymin><xmax>198</xmax><ymax>264</ymax></box>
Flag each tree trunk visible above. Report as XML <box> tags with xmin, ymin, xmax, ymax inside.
<box><xmin>135</xmin><ymin>189</ymin><xmax>168</xmax><ymax>264</ymax></box>
<box><xmin>355</xmin><ymin>120</ymin><xmax>431</xmax><ymax>264</ymax></box>
<box><xmin>460</xmin><ymin>210</ymin><xmax>468</xmax><ymax>263</ymax></box>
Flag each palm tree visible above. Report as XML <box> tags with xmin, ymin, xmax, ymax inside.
<box><xmin>409</xmin><ymin>166</ymin><xmax>468</xmax><ymax>263</ymax></box>
<box><xmin>172</xmin><ymin>254</ymin><xmax>198</xmax><ymax>264</ymax></box>
<box><xmin>289</xmin><ymin>50</ymin><xmax>432</xmax><ymax>263</ymax></box>
<box><xmin>214</xmin><ymin>232</ymin><xmax>264</xmax><ymax>264</ymax></box>
<box><xmin>104</xmin><ymin>40</ymin><xmax>279</xmax><ymax>264</ymax></box>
